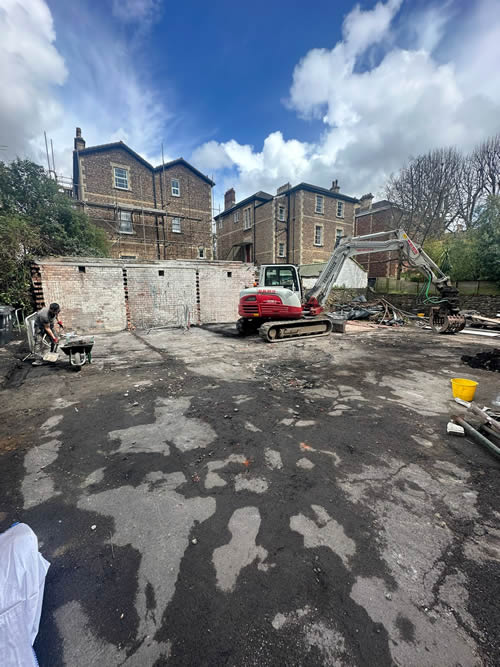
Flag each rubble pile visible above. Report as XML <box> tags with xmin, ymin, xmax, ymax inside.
<box><xmin>328</xmin><ymin>295</ymin><xmax>408</xmax><ymax>327</ymax></box>
<box><xmin>461</xmin><ymin>349</ymin><xmax>500</xmax><ymax>373</ymax></box>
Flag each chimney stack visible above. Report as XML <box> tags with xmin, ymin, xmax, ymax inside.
<box><xmin>74</xmin><ymin>127</ymin><xmax>86</xmax><ymax>151</ymax></box>
<box><xmin>224</xmin><ymin>187</ymin><xmax>236</xmax><ymax>210</ymax></box>
<box><xmin>277</xmin><ymin>182</ymin><xmax>291</xmax><ymax>195</ymax></box>
<box><xmin>359</xmin><ymin>193</ymin><xmax>374</xmax><ymax>210</ymax></box>
<box><xmin>330</xmin><ymin>179</ymin><xmax>340</xmax><ymax>193</ymax></box>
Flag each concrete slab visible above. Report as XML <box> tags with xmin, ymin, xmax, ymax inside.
<box><xmin>1</xmin><ymin>325</ymin><xmax>499</xmax><ymax>666</ymax></box>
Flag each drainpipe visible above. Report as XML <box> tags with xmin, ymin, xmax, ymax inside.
<box><xmin>253</xmin><ymin>201</ymin><xmax>256</xmax><ymax>263</ymax></box>
<box><xmin>152</xmin><ymin>174</ymin><xmax>161</xmax><ymax>260</ymax></box>
<box><xmin>286</xmin><ymin>191</ymin><xmax>290</xmax><ymax>263</ymax></box>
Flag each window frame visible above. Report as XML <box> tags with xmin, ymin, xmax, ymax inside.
<box><xmin>234</xmin><ymin>210</ymin><xmax>240</xmax><ymax>223</ymax></box>
<box><xmin>243</xmin><ymin>208</ymin><xmax>251</xmax><ymax>230</ymax></box>
<box><xmin>171</xmin><ymin>178</ymin><xmax>180</xmax><ymax>197</ymax></box>
<box><xmin>278</xmin><ymin>242</ymin><xmax>285</xmax><ymax>257</ymax></box>
<box><xmin>278</xmin><ymin>205</ymin><xmax>285</xmax><ymax>221</ymax></box>
<box><xmin>198</xmin><ymin>247</ymin><xmax>205</xmax><ymax>259</ymax></box>
<box><xmin>335</xmin><ymin>228</ymin><xmax>343</xmax><ymax>248</ymax></box>
<box><xmin>315</xmin><ymin>194</ymin><xmax>324</xmax><ymax>214</ymax></box>
<box><xmin>314</xmin><ymin>224</ymin><xmax>324</xmax><ymax>246</ymax></box>
<box><xmin>117</xmin><ymin>209</ymin><xmax>133</xmax><ymax>234</ymax></box>
<box><xmin>172</xmin><ymin>217</ymin><xmax>182</xmax><ymax>233</ymax></box>
<box><xmin>113</xmin><ymin>166</ymin><xmax>129</xmax><ymax>190</ymax></box>
<box><xmin>264</xmin><ymin>266</ymin><xmax>299</xmax><ymax>291</ymax></box>
<box><xmin>336</xmin><ymin>200</ymin><xmax>345</xmax><ymax>218</ymax></box>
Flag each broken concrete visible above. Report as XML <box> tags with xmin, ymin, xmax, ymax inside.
<box><xmin>1</xmin><ymin>325</ymin><xmax>499</xmax><ymax>666</ymax></box>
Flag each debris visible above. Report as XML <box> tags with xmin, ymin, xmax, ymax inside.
<box><xmin>451</xmin><ymin>415</ymin><xmax>500</xmax><ymax>460</ymax></box>
<box><xmin>296</xmin><ymin>457</ymin><xmax>315</xmax><ymax>470</ymax></box>
<box><xmin>91</xmin><ymin>525</ymin><xmax>96</xmax><ymax>531</ymax></box>
<box><xmin>461</xmin><ymin>349</ymin><xmax>500</xmax><ymax>372</ymax></box>
<box><xmin>191</xmin><ymin>538</ymin><xmax>198</xmax><ymax>545</ymax></box>
<box><xmin>447</xmin><ymin>421</ymin><xmax>465</xmax><ymax>436</ymax></box>
<box><xmin>120</xmin><ymin>613</ymin><xmax>124</xmax><ymax>619</ymax></box>
<box><xmin>454</xmin><ymin>397</ymin><xmax>472</xmax><ymax>408</ymax></box>
<box><xmin>328</xmin><ymin>296</ymin><xmax>408</xmax><ymax>327</ymax></box>
<box><xmin>464</xmin><ymin>313</ymin><xmax>500</xmax><ymax>330</ymax></box>
<box><xmin>74</xmin><ymin>407</ymin><xmax>79</xmax><ymax>412</ymax></box>
<box><xmin>385</xmin><ymin>593</ymin><xmax>392</xmax><ymax>601</ymax></box>
<box><xmin>233</xmin><ymin>408</ymin><xmax>239</xmax><ymax>412</ymax></box>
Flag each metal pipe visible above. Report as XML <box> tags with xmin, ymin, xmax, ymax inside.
<box><xmin>470</xmin><ymin>403</ymin><xmax>500</xmax><ymax>433</ymax></box>
<box><xmin>452</xmin><ymin>416</ymin><xmax>500</xmax><ymax>460</ymax></box>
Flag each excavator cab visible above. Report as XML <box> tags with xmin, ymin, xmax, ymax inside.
<box><xmin>258</xmin><ymin>265</ymin><xmax>302</xmax><ymax>294</ymax></box>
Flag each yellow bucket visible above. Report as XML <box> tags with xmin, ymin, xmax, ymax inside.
<box><xmin>451</xmin><ymin>378</ymin><xmax>478</xmax><ymax>401</ymax></box>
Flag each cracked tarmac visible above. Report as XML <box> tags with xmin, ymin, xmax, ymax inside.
<box><xmin>1</xmin><ymin>325</ymin><xmax>499</xmax><ymax>666</ymax></box>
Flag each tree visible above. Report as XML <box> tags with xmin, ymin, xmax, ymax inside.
<box><xmin>475</xmin><ymin>195</ymin><xmax>500</xmax><ymax>283</ymax></box>
<box><xmin>473</xmin><ymin>134</ymin><xmax>500</xmax><ymax>197</ymax></box>
<box><xmin>386</xmin><ymin>147</ymin><xmax>461</xmax><ymax>245</ymax></box>
<box><xmin>453</xmin><ymin>152</ymin><xmax>485</xmax><ymax>229</ymax></box>
<box><xmin>0</xmin><ymin>159</ymin><xmax>109</xmax><ymax>307</ymax></box>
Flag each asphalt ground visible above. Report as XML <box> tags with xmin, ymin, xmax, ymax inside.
<box><xmin>1</xmin><ymin>325</ymin><xmax>499</xmax><ymax>666</ymax></box>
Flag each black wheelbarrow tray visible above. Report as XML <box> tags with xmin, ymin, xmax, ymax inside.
<box><xmin>59</xmin><ymin>335</ymin><xmax>94</xmax><ymax>368</ymax></box>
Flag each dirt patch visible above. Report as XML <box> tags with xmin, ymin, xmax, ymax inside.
<box><xmin>462</xmin><ymin>349</ymin><xmax>500</xmax><ymax>372</ymax></box>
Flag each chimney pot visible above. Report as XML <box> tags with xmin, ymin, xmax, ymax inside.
<box><xmin>330</xmin><ymin>179</ymin><xmax>340</xmax><ymax>193</ymax></box>
<box><xmin>74</xmin><ymin>127</ymin><xmax>86</xmax><ymax>151</ymax></box>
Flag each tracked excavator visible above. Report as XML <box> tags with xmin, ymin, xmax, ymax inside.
<box><xmin>237</xmin><ymin>229</ymin><xmax>466</xmax><ymax>343</ymax></box>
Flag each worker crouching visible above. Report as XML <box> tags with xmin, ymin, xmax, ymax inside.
<box><xmin>32</xmin><ymin>303</ymin><xmax>64</xmax><ymax>366</ymax></box>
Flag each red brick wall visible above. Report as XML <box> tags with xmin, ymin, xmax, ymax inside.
<box><xmin>75</xmin><ymin>147</ymin><xmax>213</xmax><ymax>261</ymax></box>
<box><xmin>354</xmin><ymin>207</ymin><xmax>401</xmax><ymax>278</ymax></box>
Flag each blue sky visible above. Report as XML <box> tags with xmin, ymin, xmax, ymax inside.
<box><xmin>1</xmin><ymin>0</ymin><xmax>500</xmax><ymax>206</ymax></box>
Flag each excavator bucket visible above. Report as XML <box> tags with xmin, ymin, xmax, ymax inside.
<box><xmin>430</xmin><ymin>310</ymin><xmax>466</xmax><ymax>334</ymax></box>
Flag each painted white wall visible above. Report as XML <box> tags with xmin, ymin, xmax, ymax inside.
<box><xmin>302</xmin><ymin>258</ymin><xmax>367</xmax><ymax>290</ymax></box>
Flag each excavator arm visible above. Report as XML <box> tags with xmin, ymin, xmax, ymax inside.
<box><xmin>304</xmin><ymin>229</ymin><xmax>465</xmax><ymax>334</ymax></box>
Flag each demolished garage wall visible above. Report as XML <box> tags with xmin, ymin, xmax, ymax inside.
<box><xmin>32</xmin><ymin>258</ymin><xmax>254</xmax><ymax>333</ymax></box>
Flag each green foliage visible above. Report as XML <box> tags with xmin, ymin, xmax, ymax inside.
<box><xmin>0</xmin><ymin>159</ymin><xmax>109</xmax><ymax>308</ymax></box>
<box><xmin>419</xmin><ymin>199</ymin><xmax>500</xmax><ymax>283</ymax></box>
<box><xmin>0</xmin><ymin>215</ymin><xmax>42</xmax><ymax>307</ymax></box>
<box><xmin>422</xmin><ymin>235</ymin><xmax>481</xmax><ymax>281</ymax></box>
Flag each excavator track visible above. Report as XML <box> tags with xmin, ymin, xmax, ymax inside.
<box><xmin>259</xmin><ymin>317</ymin><xmax>333</xmax><ymax>343</ymax></box>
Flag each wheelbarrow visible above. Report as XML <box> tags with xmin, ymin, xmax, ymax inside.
<box><xmin>59</xmin><ymin>334</ymin><xmax>94</xmax><ymax>369</ymax></box>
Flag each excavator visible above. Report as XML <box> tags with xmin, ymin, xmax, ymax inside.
<box><xmin>237</xmin><ymin>229</ymin><xmax>466</xmax><ymax>342</ymax></box>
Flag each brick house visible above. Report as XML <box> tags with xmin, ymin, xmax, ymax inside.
<box><xmin>215</xmin><ymin>180</ymin><xmax>358</xmax><ymax>265</ymax></box>
<box><xmin>72</xmin><ymin>128</ymin><xmax>214</xmax><ymax>260</ymax></box>
<box><xmin>354</xmin><ymin>195</ymin><xmax>404</xmax><ymax>280</ymax></box>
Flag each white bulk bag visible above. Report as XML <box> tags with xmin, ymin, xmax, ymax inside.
<box><xmin>0</xmin><ymin>523</ymin><xmax>50</xmax><ymax>666</ymax></box>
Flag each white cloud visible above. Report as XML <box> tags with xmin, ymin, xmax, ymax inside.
<box><xmin>0</xmin><ymin>0</ymin><xmax>67</xmax><ymax>161</ymax></box>
<box><xmin>112</xmin><ymin>0</ymin><xmax>161</xmax><ymax>23</ymax></box>
<box><xmin>195</xmin><ymin>0</ymin><xmax>500</xmax><ymax>205</ymax></box>
<box><xmin>0</xmin><ymin>0</ymin><xmax>172</xmax><ymax>177</ymax></box>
